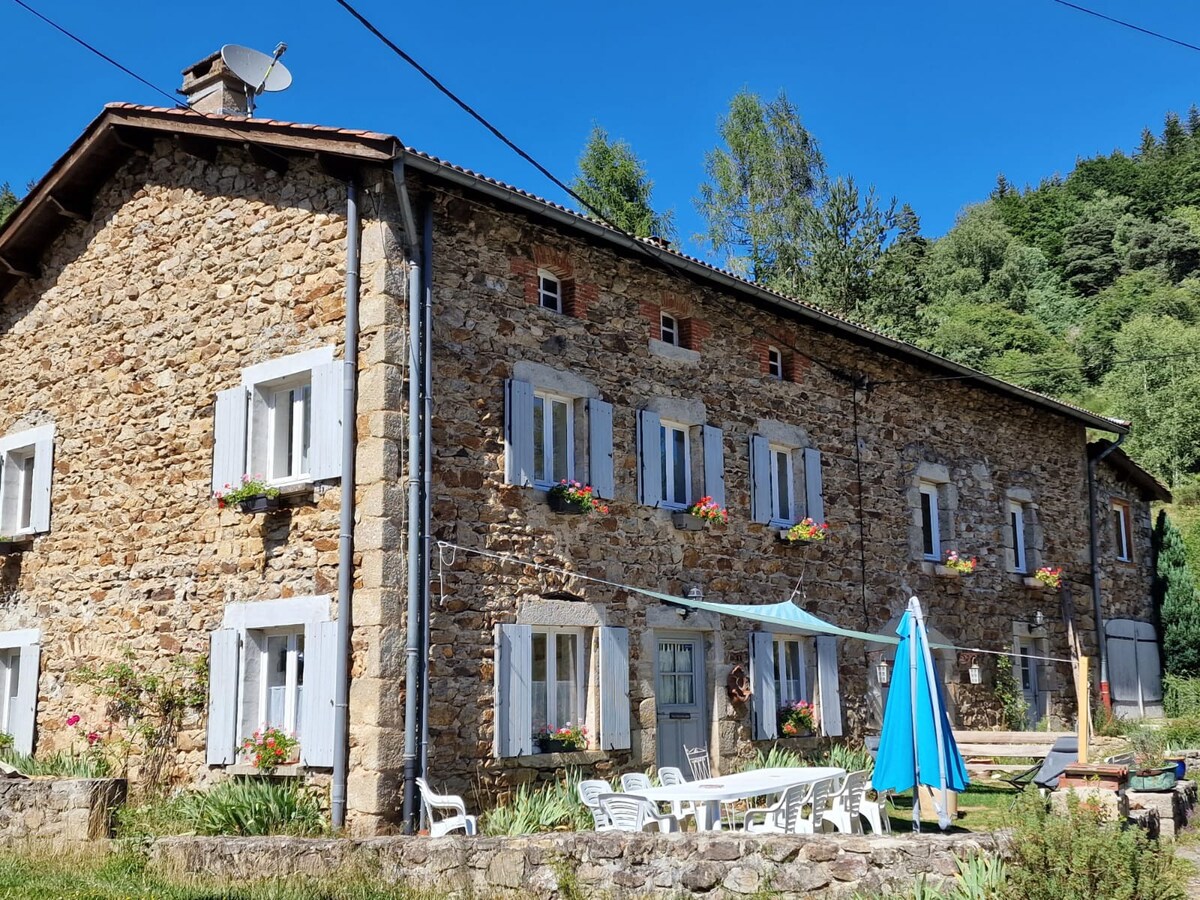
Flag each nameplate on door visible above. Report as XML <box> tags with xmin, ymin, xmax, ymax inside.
<box><xmin>668</xmin><ymin>712</ymin><xmax>691</xmax><ymax>720</ymax></box>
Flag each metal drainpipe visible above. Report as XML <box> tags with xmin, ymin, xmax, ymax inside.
<box><xmin>1088</xmin><ymin>432</ymin><xmax>1127</xmax><ymax>714</ymax></box>
<box><xmin>399</xmin><ymin>168</ymin><xmax>426</xmax><ymax>834</ymax></box>
<box><xmin>418</xmin><ymin>202</ymin><xmax>434</xmax><ymax>791</ymax></box>
<box><xmin>331</xmin><ymin>178</ymin><xmax>361</xmax><ymax>831</ymax></box>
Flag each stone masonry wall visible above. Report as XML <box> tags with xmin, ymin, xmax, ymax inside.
<box><xmin>148</xmin><ymin>831</ymin><xmax>1009</xmax><ymax>899</ymax></box>
<box><xmin>0</xmin><ymin>141</ymin><xmax>402</xmax><ymax>833</ymax></box>
<box><xmin>421</xmin><ymin>182</ymin><xmax>1154</xmax><ymax>798</ymax></box>
<box><xmin>0</xmin><ymin>777</ymin><xmax>125</xmax><ymax>844</ymax></box>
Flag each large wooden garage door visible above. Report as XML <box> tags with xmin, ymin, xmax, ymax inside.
<box><xmin>1105</xmin><ymin>619</ymin><xmax>1163</xmax><ymax>718</ymax></box>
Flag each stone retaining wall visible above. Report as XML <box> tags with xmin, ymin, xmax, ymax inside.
<box><xmin>148</xmin><ymin>831</ymin><xmax>1008</xmax><ymax>898</ymax></box>
<box><xmin>0</xmin><ymin>777</ymin><xmax>125</xmax><ymax>844</ymax></box>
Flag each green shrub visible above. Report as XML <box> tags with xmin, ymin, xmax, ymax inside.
<box><xmin>1093</xmin><ymin>708</ymin><xmax>1138</xmax><ymax>737</ymax></box>
<box><xmin>115</xmin><ymin>791</ymin><xmax>197</xmax><ymax>839</ymax></box>
<box><xmin>118</xmin><ymin>778</ymin><xmax>326</xmax><ymax>838</ymax></box>
<box><xmin>1002</xmin><ymin>791</ymin><xmax>1187</xmax><ymax>900</ymax></box>
<box><xmin>481</xmin><ymin>770</ymin><xmax>591</xmax><ymax>835</ymax></box>
<box><xmin>0</xmin><ymin>749</ymin><xmax>110</xmax><ymax>778</ymax></box>
<box><xmin>738</xmin><ymin>744</ymin><xmax>807</xmax><ymax>772</ymax></box>
<box><xmin>816</xmin><ymin>742</ymin><xmax>875</xmax><ymax>775</ymax></box>
<box><xmin>1160</xmin><ymin>717</ymin><xmax>1200</xmax><ymax>750</ymax></box>
<box><xmin>1163</xmin><ymin>675</ymin><xmax>1200</xmax><ymax>719</ymax></box>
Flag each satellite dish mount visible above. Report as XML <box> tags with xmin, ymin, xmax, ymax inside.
<box><xmin>220</xmin><ymin>43</ymin><xmax>293</xmax><ymax>116</ymax></box>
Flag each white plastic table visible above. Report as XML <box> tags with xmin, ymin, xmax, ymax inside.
<box><xmin>634</xmin><ymin>766</ymin><xmax>846</xmax><ymax>831</ymax></box>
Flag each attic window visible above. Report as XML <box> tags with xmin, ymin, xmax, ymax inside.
<box><xmin>767</xmin><ymin>347</ymin><xmax>784</xmax><ymax>380</ymax></box>
<box><xmin>661</xmin><ymin>313</ymin><xmax>680</xmax><ymax>347</ymax></box>
<box><xmin>538</xmin><ymin>270</ymin><xmax>562</xmax><ymax>313</ymax></box>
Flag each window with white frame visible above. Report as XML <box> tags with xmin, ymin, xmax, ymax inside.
<box><xmin>769</xmin><ymin>444</ymin><xmax>795</xmax><ymax>524</ymax></box>
<box><xmin>0</xmin><ymin>629</ymin><xmax>39</xmax><ymax>755</ymax></box>
<box><xmin>531</xmin><ymin>629</ymin><xmax>584</xmax><ymax>743</ymax></box>
<box><xmin>660</xmin><ymin>313</ymin><xmax>680</xmax><ymax>347</ymax></box>
<box><xmin>767</xmin><ymin>347</ymin><xmax>784</xmax><ymax>380</ymax></box>
<box><xmin>0</xmin><ymin>647</ymin><xmax>19</xmax><ymax>738</ymax></box>
<box><xmin>533</xmin><ymin>391</ymin><xmax>574</xmax><ymax>487</ymax></box>
<box><xmin>538</xmin><ymin>269</ymin><xmax>562</xmax><ymax>313</ymax></box>
<box><xmin>1114</xmin><ymin>500</ymin><xmax>1133</xmax><ymax>561</ymax></box>
<box><xmin>919</xmin><ymin>482</ymin><xmax>941</xmax><ymax>560</ymax></box>
<box><xmin>206</xmin><ymin>597</ymin><xmax>337</xmax><ymax>768</ymax></box>
<box><xmin>660</xmin><ymin>421</ymin><xmax>691</xmax><ymax>508</ymax></box>
<box><xmin>773</xmin><ymin>637</ymin><xmax>810</xmax><ymax>705</ymax></box>
<box><xmin>1008</xmin><ymin>504</ymin><xmax>1027</xmax><ymax>573</ymax></box>
<box><xmin>0</xmin><ymin>425</ymin><xmax>54</xmax><ymax>536</ymax></box>
<box><xmin>212</xmin><ymin>347</ymin><xmax>343</xmax><ymax>496</ymax></box>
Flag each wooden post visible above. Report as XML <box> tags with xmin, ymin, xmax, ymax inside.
<box><xmin>1077</xmin><ymin>656</ymin><xmax>1090</xmax><ymax>764</ymax></box>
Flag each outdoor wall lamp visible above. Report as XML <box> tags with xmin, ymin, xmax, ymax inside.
<box><xmin>1027</xmin><ymin>609</ymin><xmax>1047</xmax><ymax>634</ymax></box>
<box><xmin>876</xmin><ymin>658</ymin><xmax>891</xmax><ymax>685</ymax></box>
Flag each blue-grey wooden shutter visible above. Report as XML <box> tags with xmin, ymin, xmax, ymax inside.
<box><xmin>804</xmin><ymin>447</ymin><xmax>824</xmax><ymax>523</ymax></box>
<box><xmin>300</xmin><ymin>620</ymin><xmax>338</xmax><ymax>767</ymax></box>
<box><xmin>28</xmin><ymin>431</ymin><xmax>54</xmax><ymax>534</ymax></box>
<box><xmin>309</xmin><ymin>360</ymin><xmax>345</xmax><ymax>482</ymax></box>
<box><xmin>599</xmin><ymin>626</ymin><xmax>631</xmax><ymax>751</ymax></box>
<box><xmin>206</xmin><ymin>629</ymin><xmax>241</xmax><ymax>765</ymax></box>
<box><xmin>212</xmin><ymin>387</ymin><xmax>248</xmax><ymax>494</ymax></box>
<box><xmin>587</xmin><ymin>398</ymin><xmax>615</xmax><ymax>499</ymax></box>
<box><xmin>815</xmin><ymin>635</ymin><xmax>843</xmax><ymax>737</ymax></box>
<box><xmin>637</xmin><ymin>410</ymin><xmax>662</xmax><ymax>507</ymax></box>
<box><xmin>749</xmin><ymin>632</ymin><xmax>777</xmax><ymax>740</ymax></box>
<box><xmin>11</xmin><ymin>642</ymin><xmax>39</xmax><ymax>756</ymax></box>
<box><xmin>504</xmin><ymin>379</ymin><xmax>535</xmax><ymax>487</ymax></box>
<box><xmin>749</xmin><ymin>434</ymin><xmax>772</xmax><ymax>524</ymax></box>
<box><xmin>494</xmin><ymin>624</ymin><xmax>532</xmax><ymax>757</ymax></box>
<box><xmin>702</xmin><ymin>425</ymin><xmax>726</xmax><ymax>508</ymax></box>
<box><xmin>1134</xmin><ymin>621</ymin><xmax>1163</xmax><ymax>706</ymax></box>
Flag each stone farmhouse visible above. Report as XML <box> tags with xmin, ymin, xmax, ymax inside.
<box><xmin>0</xmin><ymin>57</ymin><xmax>1170</xmax><ymax>834</ymax></box>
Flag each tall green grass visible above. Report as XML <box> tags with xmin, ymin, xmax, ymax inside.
<box><xmin>480</xmin><ymin>769</ymin><xmax>591</xmax><ymax>835</ymax></box>
<box><xmin>116</xmin><ymin>778</ymin><xmax>326</xmax><ymax>839</ymax></box>
<box><xmin>0</xmin><ymin>748</ymin><xmax>110</xmax><ymax>778</ymax></box>
<box><xmin>738</xmin><ymin>741</ymin><xmax>875</xmax><ymax>774</ymax></box>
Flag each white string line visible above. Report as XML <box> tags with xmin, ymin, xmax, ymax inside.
<box><xmin>434</xmin><ymin>541</ymin><xmax>1075</xmax><ymax>664</ymax></box>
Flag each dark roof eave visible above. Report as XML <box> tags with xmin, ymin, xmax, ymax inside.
<box><xmin>401</xmin><ymin>151</ymin><xmax>1128</xmax><ymax>436</ymax></box>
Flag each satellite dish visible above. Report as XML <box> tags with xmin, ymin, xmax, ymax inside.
<box><xmin>220</xmin><ymin>43</ymin><xmax>292</xmax><ymax>114</ymax></box>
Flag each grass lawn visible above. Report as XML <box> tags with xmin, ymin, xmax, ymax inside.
<box><xmin>887</xmin><ymin>780</ymin><xmax>1017</xmax><ymax>833</ymax></box>
<box><xmin>0</xmin><ymin>850</ymin><xmax>446</xmax><ymax>900</ymax></box>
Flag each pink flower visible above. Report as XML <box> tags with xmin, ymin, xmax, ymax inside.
<box><xmin>66</xmin><ymin>714</ymin><xmax>80</xmax><ymax>727</ymax></box>
<box><xmin>86</xmin><ymin>732</ymin><xmax>100</xmax><ymax>745</ymax></box>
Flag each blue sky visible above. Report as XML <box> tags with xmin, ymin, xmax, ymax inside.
<box><xmin>3</xmin><ymin>0</ymin><xmax>1200</xmax><ymax>256</ymax></box>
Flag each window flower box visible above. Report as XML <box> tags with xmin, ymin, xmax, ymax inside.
<box><xmin>534</xmin><ymin>722</ymin><xmax>587</xmax><ymax>753</ymax></box>
<box><xmin>1031</xmin><ymin>566</ymin><xmax>1063</xmax><ymax>590</ymax></box>
<box><xmin>941</xmin><ymin>550</ymin><xmax>976</xmax><ymax>576</ymax></box>
<box><xmin>215</xmin><ymin>475</ymin><xmax>282</xmax><ymax>515</ymax></box>
<box><xmin>672</xmin><ymin>511</ymin><xmax>704</xmax><ymax>531</ymax></box>
<box><xmin>780</xmin><ymin>518</ymin><xmax>828</xmax><ymax>543</ymax></box>
<box><xmin>239</xmin><ymin>495</ymin><xmax>282</xmax><ymax>514</ymax></box>
<box><xmin>934</xmin><ymin>565</ymin><xmax>961</xmax><ymax>578</ymax></box>
<box><xmin>1023</xmin><ymin>577</ymin><xmax>1044</xmax><ymax>590</ymax></box>
<box><xmin>672</xmin><ymin>497</ymin><xmax>727</xmax><ymax>531</ymax></box>
<box><xmin>535</xmin><ymin>737</ymin><xmax>579</xmax><ymax>754</ymax></box>
<box><xmin>547</xmin><ymin>481</ymin><xmax>608</xmax><ymax>516</ymax></box>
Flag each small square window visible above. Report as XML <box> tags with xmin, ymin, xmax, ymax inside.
<box><xmin>661</xmin><ymin>313</ymin><xmax>680</xmax><ymax>347</ymax></box>
<box><xmin>538</xmin><ymin>270</ymin><xmax>562</xmax><ymax>313</ymax></box>
<box><xmin>767</xmin><ymin>347</ymin><xmax>784</xmax><ymax>380</ymax></box>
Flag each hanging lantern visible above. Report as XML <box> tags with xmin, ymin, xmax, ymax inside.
<box><xmin>968</xmin><ymin>663</ymin><xmax>983</xmax><ymax>685</ymax></box>
<box><xmin>876</xmin><ymin>659</ymin><xmax>890</xmax><ymax>685</ymax></box>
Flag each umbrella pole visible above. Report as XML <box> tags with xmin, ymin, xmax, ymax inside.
<box><xmin>913</xmin><ymin>598</ymin><xmax>951</xmax><ymax>830</ymax></box>
<box><xmin>909</xmin><ymin>597</ymin><xmax>921</xmax><ymax>832</ymax></box>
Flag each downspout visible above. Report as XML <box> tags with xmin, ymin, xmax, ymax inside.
<box><xmin>1088</xmin><ymin>432</ymin><xmax>1126</xmax><ymax>714</ymax></box>
<box><xmin>331</xmin><ymin>178</ymin><xmax>361</xmax><ymax>831</ymax></box>
<box><xmin>419</xmin><ymin>202</ymin><xmax>434</xmax><ymax>793</ymax></box>
<box><xmin>395</xmin><ymin>157</ymin><xmax>427</xmax><ymax>834</ymax></box>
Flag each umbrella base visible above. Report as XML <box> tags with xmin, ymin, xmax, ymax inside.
<box><xmin>917</xmin><ymin>785</ymin><xmax>958</xmax><ymax>822</ymax></box>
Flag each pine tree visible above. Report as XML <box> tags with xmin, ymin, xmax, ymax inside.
<box><xmin>1188</xmin><ymin>104</ymin><xmax>1200</xmax><ymax>137</ymax></box>
<box><xmin>0</xmin><ymin>182</ymin><xmax>17</xmax><ymax>225</ymax></box>
<box><xmin>993</xmin><ymin>173</ymin><xmax>1012</xmax><ymax>199</ymax></box>
<box><xmin>1163</xmin><ymin>112</ymin><xmax>1188</xmax><ymax>157</ymax></box>
<box><xmin>1154</xmin><ymin>510</ymin><xmax>1200</xmax><ymax>677</ymax></box>
<box><xmin>571</xmin><ymin>127</ymin><xmax>675</xmax><ymax>239</ymax></box>
<box><xmin>1138</xmin><ymin>128</ymin><xmax>1158</xmax><ymax>158</ymax></box>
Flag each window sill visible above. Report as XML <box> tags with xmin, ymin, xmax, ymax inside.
<box><xmin>1023</xmin><ymin>577</ymin><xmax>1045</xmax><ymax>590</ymax></box>
<box><xmin>227</xmin><ymin>763</ymin><xmax>305</xmax><ymax>777</ymax></box>
<box><xmin>0</xmin><ymin>536</ymin><xmax>34</xmax><ymax>555</ymax></box>
<box><xmin>511</xmin><ymin>749</ymin><xmax>608</xmax><ymax>768</ymax></box>
<box><xmin>648</xmin><ymin>339</ymin><xmax>700</xmax><ymax>365</ymax></box>
<box><xmin>934</xmin><ymin>565</ymin><xmax>961</xmax><ymax>579</ymax></box>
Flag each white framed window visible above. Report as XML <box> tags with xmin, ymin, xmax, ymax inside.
<box><xmin>533</xmin><ymin>391</ymin><xmax>574</xmax><ymax>487</ymax></box>
<box><xmin>0</xmin><ymin>648</ymin><xmax>19</xmax><ymax>737</ymax></box>
<box><xmin>206</xmin><ymin>597</ymin><xmax>337</xmax><ymax>768</ymax></box>
<box><xmin>660</xmin><ymin>421</ymin><xmax>691</xmax><ymax>508</ymax></box>
<box><xmin>660</xmin><ymin>313</ymin><xmax>680</xmax><ymax>347</ymax></box>
<box><xmin>769</xmin><ymin>445</ymin><xmax>795</xmax><ymax>525</ymax></box>
<box><xmin>1114</xmin><ymin>500</ymin><xmax>1133</xmax><ymax>562</ymax></box>
<box><xmin>0</xmin><ymin>425</ymin><xmax>53</xmax><ymax>536</ymax></box>
<box><xmin>538</xmin><ymin>269</ymin><xmax>562</xmax><ymax>313</ymax></box>
<box><xmin>919</xmin><ymin>482</ymin><xmax>941</xmax><ymax>560</ymax></box>
<box><xmin>213</xmin><ymin>347</ymin><xmax>343</xmax><ymax>495</ymax></box>
<box><xmin>1009</xmin><ymin>501</ymin><xmax>1027</xmax><ymax>573</ymax></box>
<box><xmin>531</xmin><ymin>628</ymin><xmax>584</xmax><ymax>743</ymax></box>
<box><xmin>767</xmin><ymin>347</ymin><xmax>784</xmax><ymax>380</ymax></box>
<box><xmin>0</xmin><ymin>629</ymin><xmax>39</xmax><ymax>755</ymax></box>
<box><xmin>773</xmin><ymin>637</ymin><xmax>809</xmax><ymax>705</ymax></box>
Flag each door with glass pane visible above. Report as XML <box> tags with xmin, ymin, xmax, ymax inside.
<box><xmin>1015</xmin><ymin>640</ymin><xmax>1041</xmax><ymax>729</ymax></box>
<box><xmin>655</xmin><ymin>634</ymin><xmax>706</xmax><ymax>771</ymax></box>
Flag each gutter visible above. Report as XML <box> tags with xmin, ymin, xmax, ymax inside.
<box><xmin>1087</xmin><ymin>433</ymin><xmax>1127</xmax><ymax>714</ymax></box>
<box><xmin>331</xmin><ymin>178</ymin><xmax>361</xmax><ymax>830</ymax></box>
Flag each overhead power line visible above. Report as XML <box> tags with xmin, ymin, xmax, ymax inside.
<box><xmin>1050</xmin><ymin>0</ymin><xmax>1200</xmax><ymax>55</ymax></box>
<box><xmin>8</xmin><ymin>0</ymin><xmax>184</xmax><ymax>108</ymax></box>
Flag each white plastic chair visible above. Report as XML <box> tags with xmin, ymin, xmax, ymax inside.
<box><xmin>861</xmin><ymin>783</ymin><xmax>893</xmax><ymax>835</ymax></box>
<box><xmin>824</xmin><ymin>770</ymin><xmax>867</xmax><ymax>834</ymax></box>
<box><xmin>744</xmin><ymin>782</ymin><xmax>810</xmax><ymax>834</ymax></box>
<box><xmin>598</xmin><ymin>793</ymin><xmax>679</xmax><ymax>833</ymax></box>
<box><xmin>620</xmin><ymin>772</ymin><xmax>654</xmax><ymax>793</ymax></box>
<box><xmin>685</xmin><ymin>744</ymin><xmax>712</xmax><ymax>780</ymax></box>
<box><xmin>657</xmin><ymin>766</ymin><xmax>697</xmax><ymax>823</ymax></box>
<box><xmin>578</xmin><ymin>778</ymin><xmax>614</xmax><ymax>831</ymax></box>
<box><xmin>415</xmin><ymin>777</ymin><xmax>477</xmax><ymax>837</ymax></box>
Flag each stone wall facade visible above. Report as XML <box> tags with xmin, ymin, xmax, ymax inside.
<box><xmin>147</xmin><ymin>831</ymin><xmax>1009</xmax><ymax>898</ymax></box>
<box><xmin>0</xmin><ymin>777</ymin><xmax>125</xmax><ymax>844</ymax></box>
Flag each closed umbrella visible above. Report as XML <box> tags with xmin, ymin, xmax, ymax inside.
<box><xmin>872</xmin><ymin>596</ymin><xmax>970</xmax><ymax>830</ymax></box>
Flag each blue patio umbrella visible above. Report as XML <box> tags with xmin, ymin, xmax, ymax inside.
<box><xmin>872</xmin><ymin>596</ymin><xmax>970</xmax><ymax>830</ymax></box>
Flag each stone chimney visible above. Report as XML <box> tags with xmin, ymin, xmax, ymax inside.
<box><xmin>180</xmin><ymin>52</ymin><xmax>251</xmax><ymax>116</ymax></box>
